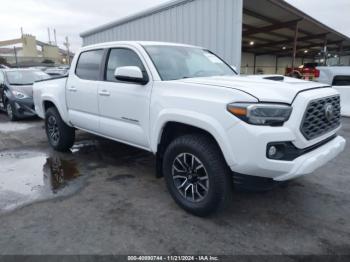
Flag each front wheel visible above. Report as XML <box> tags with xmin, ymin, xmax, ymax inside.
<box><xmin>162</xmin><ymin>134</ymin><xmax>232</xmax><ymax>216</ymax></box>
<box><xmin>45</xmin><ymin>107</ymin><xmax>75</xmax><ymax>152</ymax></box>
<box><xmin>6</xmin><ymin>102</ymin><xmax>17</xmax><ymax>121</ymax></box>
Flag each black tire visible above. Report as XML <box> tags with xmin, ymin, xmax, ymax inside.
<box><xmin>5</xmin><ymin>102</ymin><xmax>17</xmax><ymax>121</ymax></box>
<box><xmin>162</xmin><ymin>134</ymin><xmax>232</xmax><ymax>216</ymax></box>
<box><xmin>45</xmin><ymin>107</ymin><xmax>75</xmax><ymax>152</ymax></box>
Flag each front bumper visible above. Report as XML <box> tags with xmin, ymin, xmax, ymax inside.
<box><xmin>12</xmin><ymin>98</ymin><xmax>36</xmax><ymax>118</ymax></box>
<box><xmin>272</xmin><ymin>135</ymin><xmax>346</xmax><ymax>181</ymax></box>
<box><xmin>227</xmin><ymin>87</ymin><xmax>346</xmax><ymax>181</ymax></box>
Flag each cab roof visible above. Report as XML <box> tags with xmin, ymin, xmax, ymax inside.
<box><xmin>80</xmin><ymin>41</ymin><xmax>202</xmax><ymax>52</ymax></box>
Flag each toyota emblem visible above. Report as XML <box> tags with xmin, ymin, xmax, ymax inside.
<box><xmin>324</xmin><ymin>104</ymin><xmax>334</xmax><ymax>121</ymax></box>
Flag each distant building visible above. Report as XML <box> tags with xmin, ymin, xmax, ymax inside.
<box><xmin>0</xmin><ymin>34</ymin><xmax>74</xmax><ymax>67</ymax></box>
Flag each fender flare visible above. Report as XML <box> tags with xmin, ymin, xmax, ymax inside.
<box><xmin>151</xmin><ymin>109</ymin><xmax>236</xmax><ymax>167</ymax></box>
<box><xmin>41</xmin><ymin>96</ymin><xmax>71</xmax><ymax>126</ymax></box>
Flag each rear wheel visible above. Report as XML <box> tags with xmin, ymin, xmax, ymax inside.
<box><xmin>45</xmin><ymin>107</ymin><xmax>75</xmax><ymax>151</ymax></box>
<box><xmin>162</xmin><ymin>134</ymin><xmax>232</xmax><ymax>216</ymax></box>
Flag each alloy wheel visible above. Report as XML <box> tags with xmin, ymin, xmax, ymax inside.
<box><xmin>172</xmin><ymin>153</ymin><xmax>209</xmax><ymax>202</ymax></box>
<box><xmin>47</xmin><ymin>115</ymin><xmax>60</xmax><ymax>144</ymax></box>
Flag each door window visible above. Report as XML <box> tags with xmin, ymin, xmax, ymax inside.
<box><xmin>332</xmin><ymin>75</ymin><xmax>350</xmax><ymax>86</ymax></box>
<box><xmin>105</xmin><ymin>48</ymin><xmax>146</xmax><ymax>82</ymax></box>
<box><xmin>75</xmin><ymin>49</ymin><xmax>104</xmax><ymax>80</ymax></box>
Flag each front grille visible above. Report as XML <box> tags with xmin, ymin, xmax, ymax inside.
<box><xmin>300</xmin><ymin>95</ymin><xmax>341</xmax><ymax>140</ymax></box>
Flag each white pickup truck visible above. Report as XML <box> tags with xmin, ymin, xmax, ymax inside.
<box><xmin>316</xmin><ymin>66</ymin><xmax>350</xmax><ymax>117</ymax></box>
<box><xmin>33</xmin><ymin>41</ymin><xmax>346</xmax><ymax>216</ymax></box>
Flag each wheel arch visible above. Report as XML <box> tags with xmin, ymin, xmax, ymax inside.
<box><xmin>43</xmin><ymin>100</ymin><xmax>56</xmax><ymax>112</ymax></box>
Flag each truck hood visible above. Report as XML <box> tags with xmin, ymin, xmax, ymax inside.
<box><xmin>179</xmin><ymin>75</ymin><xmax>329</xmax><ymax>104</ymax></box>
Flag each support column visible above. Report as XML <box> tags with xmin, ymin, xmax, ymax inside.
<box><xmin>275</xmin><ymin>56</ymin><xmax>278</xmax><ymax>74</ymax></box>
<box><xmin>253</xmin><ymin>54</ymin><xmax>257</xmax><ymax>74</ymax></box>
<box><xmin>291</xmin><ymin>22</ymin><xmax>299</xmax><ymax>69</ymax></box>
<box><xmin>339</xmin><ymin>41</ymin><xmax>343</xmax><ymax>65</ymax></box>
<box><xmin>323</xmin><ymin>37</ymin><xmax>328</xmax><ymax>66</ymax></box>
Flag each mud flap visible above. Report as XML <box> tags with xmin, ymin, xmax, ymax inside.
<box><xmin>155</xmin><ymin>152</ymin><xmax>163</xmax><ymax>178</ymax></box>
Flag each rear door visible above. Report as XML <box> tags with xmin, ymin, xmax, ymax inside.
<box><xmin>332</xmin><ymin>75</ymin><xmax>350</xmax><ymax>116</ymax></box>
<box><xmin>98</xmin><ymin>47</ymin><xmax>152</xmax><ymax>149</ymax></box>
<box><xmin>66</xmin><ymin>49</ymin><xmax>104</xmax><ymax>132</ymax></box>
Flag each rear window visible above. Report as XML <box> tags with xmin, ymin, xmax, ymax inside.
<box><xmin>75</xmin><ymin>50</ymin><xmax>104</xmax><ymax>80</ymax></box>
<box><xmin>332</xmin><ymin>75</ymin><xmax>350</xmax><ymax>86</ymax></box>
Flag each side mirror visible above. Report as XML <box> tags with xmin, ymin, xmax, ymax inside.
<box><xmin>114</xmin><ymin>66</ymin><xmax>148</xmax><ymax>85</ymax></box>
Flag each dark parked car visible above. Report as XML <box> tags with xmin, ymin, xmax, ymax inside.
<box><xmin>0</xmin><ymin>69</ymin><xmax>50</xmax><ymax>121</ymax></box>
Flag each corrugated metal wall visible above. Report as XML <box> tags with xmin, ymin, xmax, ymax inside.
<box><xmin>81</xmin><ymin>0</ymin><xmax>243</xmax><ymax>70</ymax></box>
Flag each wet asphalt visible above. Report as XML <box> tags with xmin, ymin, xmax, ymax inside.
<box><xmin>0</xmin><ymin>112</ymin><xmax>349</xmax><ymax>255</ymax></box>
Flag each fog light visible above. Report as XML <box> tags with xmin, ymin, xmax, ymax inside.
<box><xmin>268</xmin><ymin>146</ymin><xmax>277</xmax><ymax>157</ymax></box>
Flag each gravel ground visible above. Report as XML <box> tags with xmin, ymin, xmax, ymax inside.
<box><xmin>0</xmin><ymin>112</ymin><xmax>349</xmax><ymax>255</ymax></box>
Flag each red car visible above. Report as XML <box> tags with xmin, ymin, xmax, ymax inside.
<box><xmin>286</xmin><ymin>63</ymin><xmax>320</xmax><ymax>80</ymax></box>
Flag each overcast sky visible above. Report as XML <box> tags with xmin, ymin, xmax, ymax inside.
<box><xmin>0</xmin><ymin>0</ymin><xmax>349</xmax><ymax>52</ymax></box>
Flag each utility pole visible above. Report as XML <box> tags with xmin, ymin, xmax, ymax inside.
<box><xmin>13</xmin><ymin>46</ymin><xmax>19</xmax><ymax>68</ymax></box>
<box><xmin>54</xmin><ymin>29</ymin><xmax>57</xmax><ymax>46</ymax></box>
<box><xmin>47</xmin><ymin>28</ymin><xmax>51</xmax><ymax>45</ymax></box>
<box><xmin>64</xmin><ymin>36</ymin><xmax>70</xmax><ymax>64</ymax></box>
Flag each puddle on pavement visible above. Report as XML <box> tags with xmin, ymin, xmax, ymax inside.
<box><xmin>71</xmin><ymin>140</ymin><xmax>98</xmax><ymax>154</ymax></box>
<box><xmin>0</xmin><ymin>137</ymin><xmax>153</xmax><ymax>213</ymax></box>
<box><xmin>0</xmin><ymin>151</ymin><xmax>82</xmax><ymax>212</ymax></box>
<box><xmin>0</xmin><ymin>122</ymin><xmax>36</xmax><ymax>133</ymax></box>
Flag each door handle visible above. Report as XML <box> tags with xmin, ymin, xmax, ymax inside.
<box><xmin>98</xmin><ymin>90</ymin><xmax>111</xmax><ymax>97</ymax></box>
<box><xmin>68</xmin><ymin>86</ymin><xmax>77</xmax><ymax>92</ymax></box>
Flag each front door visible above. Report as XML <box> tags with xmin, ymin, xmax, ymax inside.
<box><xmin>98</xmin><ymin>47</ymin><xmax>152</xmax><ymax>149</ymax></box>
<box><xmin>66</xmin><ymin>49</ymin><xmax>104</xmax><ymax>133</ymax></box>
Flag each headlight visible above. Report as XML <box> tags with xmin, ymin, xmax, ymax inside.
<box><xmin>227</xmin><ymin>103</ymin><xmax>292</xmax><ymax>126</ymax></box>
<box><xmin>12</xmin><ymin>90</ymin><xmax>28</xmax><ymax>99</ymax></box>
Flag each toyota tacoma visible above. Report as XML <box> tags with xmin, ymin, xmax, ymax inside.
<box><xmin>33</xmin><ymin>42</ymin><xmax>346</xmax><ymax>216</ymax></box>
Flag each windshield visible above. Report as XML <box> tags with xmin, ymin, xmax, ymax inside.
<box><xmin>144</xmin><ymin>45</ymin><xmax>236</xmax><ymax>81</ymax></box>
<box><xmin>6</xmin><ymin>70</ymin><xmax>50</xmax><ymax>85</ymax></box>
